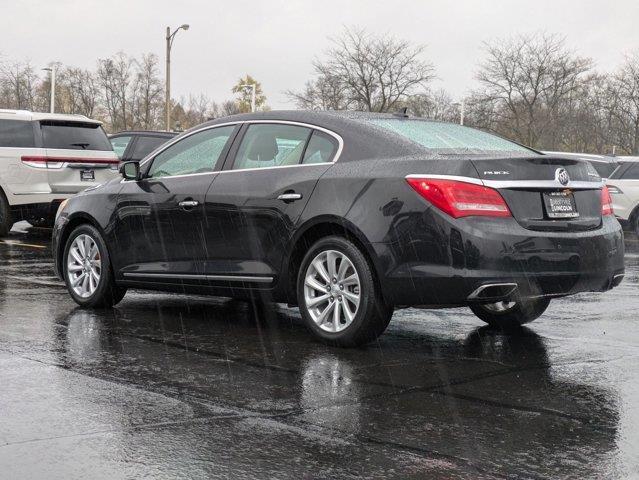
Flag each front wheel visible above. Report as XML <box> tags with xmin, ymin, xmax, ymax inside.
<box><xmin>469</xmin><ymin>297</ymin><xmax>551</xmax><ymax>329</ymax></box>
<box><xmin>297</xmin><ymin>236</ymin><xmax>393</xmax><ymax>347</ymax></box>
<box><xmin>63</xmin><ymin>224</ymin><xmax>126</xmax><ymax>308</ymax></box>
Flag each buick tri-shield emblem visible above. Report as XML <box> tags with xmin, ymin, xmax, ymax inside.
<box><xmin>555</xmin><ymin>168</ymin><xmax>570</xmax><ymax>186</ymax></box>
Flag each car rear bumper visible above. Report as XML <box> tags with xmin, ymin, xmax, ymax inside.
<box><xmin>374</xmin><ymin>214</ymin><xmax>625</xmax><ymax>306</ymax></box>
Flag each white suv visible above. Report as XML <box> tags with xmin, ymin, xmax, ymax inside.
<box><xmin>0</xmin><ymin>110</ymin><xmax>119</xmax><ymax>236</ymax></box>
<box><xmin>606</xmin><ymin>156</ymin><xmax>639</xmax><ymax>233</ymax></box>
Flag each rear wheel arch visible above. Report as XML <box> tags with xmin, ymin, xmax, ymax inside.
<box><xmin>283</xmin><ymin>217</ymin><xmax>384</xmax><ymax>304</ymax></box>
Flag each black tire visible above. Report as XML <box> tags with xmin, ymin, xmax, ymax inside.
<box><xmin>0</xmin><ymin>190</ymin><xmax>13</xmax><ymax>237</ymax></box>
<box><xmin>62</xmin><ymin>224</ymin><xmax>126</xmax><ymax>308</ymax></box>
<box><xmin>297</xmin><ymin>236</ymin><xmax>393</xmax><ymax>347</ymax></box>
<box><xmin>469</xmin><ymin>297</ymin><xmax>551</xmax><ymax>329</ymax></box>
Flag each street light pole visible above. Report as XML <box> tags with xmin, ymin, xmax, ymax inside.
<box><xmin>42</xmin><ymin>66</ymin><xmax>56</xmax><ymax>113</ymax></box>
<box><xmin>460</xmin><ymin>100</ymin><xmax>465</xmax><ymax>126</ymax></box>
<box><xmin>165</xmin><ymin>24</ymin><xmax>190</xmax><ymax>131</ymax></box>
<box><xmin>240</xmin><ymin>83</ymin><xmax>256</xmax><ymax>112</ymax></box>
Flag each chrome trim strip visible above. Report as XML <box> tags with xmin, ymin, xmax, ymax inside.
<box><xmin>482</xmin><ymin>179</ymin><xmax>603</xmax><ymax>190</ymax></box>
<box><xmin>122</xmin><ymin>272</ymin><xmax>273</xmax><ymax>284</ymax></box>
<box><xmin>139</xmin><ymin>119</ymin><xmax>344</xmax><ymax>168</ymax></box>
<box><xmin>467</xmin><ymin>282</ymin><xmax>518</xmax><ymax>300</ymax></box>
<box><xmin>405</xmin><ymin>174</ymin><xmax>484</xmax><ymax>185</ymax></box>
<box><xmin>405</xmin><ymin>174</ymin><xmax>603</xmax><ymax>190</ymax></box>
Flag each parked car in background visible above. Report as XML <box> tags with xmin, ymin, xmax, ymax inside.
<box><xmin>0</xmin><ymin>109</ymin><xmax>119</xmax><ymax>235</ymax></box>
<box><xmin>53</xmin><ymin>111</ymin><xmax>624</xmax><ymax>346</ymax></box>
<box><xmin>109</xmin><ymin>131</ymin><xmax>177</xmax><ymax>162</ymax></box>
<box><xmin>605</xmin><ymin>156</ymin><xmax>639</xmax><ymax>233</ymax></box>
<box><xmin>543</xmin><ymin>151</ymin><xmax>619</xmax><ymax>179</ymax></box>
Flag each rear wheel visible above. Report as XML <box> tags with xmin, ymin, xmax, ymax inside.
<box><xmin>0</xmin><ymin>191</ymin><xmax>12</xmax><ymax>237</ymax></box>
<box><xmin>63</xmin><ymin>224</ymin><xmax>126</xmax><ymax>308</ymax></box>
<box><xmin>469</xmin><ymin>297</ymin><xmax>551</xmax><ymax>329</ymax></box>
<box><xmin>297</xmin><ymin>236</ymin><xmax>393</xmax><ymax>347</ymax></box>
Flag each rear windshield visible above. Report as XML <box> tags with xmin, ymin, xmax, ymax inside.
<box><xmin>369</xmin><ymin>119</ymin><xmax>532</xmax><ymax>155</ymax></box>
<box><xmin>0</xmin><ymin>119</ymin><xmax>36</xmax><ymax>148</ymax></box>
<box><xmin>40</xmin><ymin>121</ymin><xmax>112</xmax><ymax>151</ymax></box>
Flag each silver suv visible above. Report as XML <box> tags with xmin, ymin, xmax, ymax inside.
<box><xmin>0</xmin><ymin>109</ymin><xmax>119</xmax><ymax>235</ymax></box>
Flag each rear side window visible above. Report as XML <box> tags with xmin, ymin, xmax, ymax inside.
<box><xmin>110</xmin><ymin>135</ymin><xmax>131</xmax><ymax>158</ymax></box>
<box><xmin>129</xmin><ymin>136</ymin><xmax>171</xmax><ymax>161</ymax></box>
<box><xmin>369</xmin><ymin>119</ymin><xmax>532</xmax><ymax>154</ymax></box>
<box><xmin>0</xmin><ymin>119</ymin><xmax>36</xmax><ymax>148</ymax></box>
<box><xmin>302</xmin><ymin>131</ymin><xmax>338</xmax><ymax>164</ymax></box>
<box><xmin>590</xmin><ymin>161</ymin><xmax>618</xmax><ymax>178</ymax></box>
<box><xmin>621</xmin><ymin>163</ymin><xmax>639</xmax><ymax>180</ymax></box>
<box><xmin>40</xmin><ymin>121</ymin><xmax>112</xmax><ymax>151</ymax></box>
<box><xmin>232</xmin><ymin>124</ymin><xmax>311</xmax><ymax>170</ymax></box>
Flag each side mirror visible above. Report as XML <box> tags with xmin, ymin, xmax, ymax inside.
<box><xmin>119</xmin><ymin>161</ymin><xmax>140</xmax><ymax>180</ymax></box>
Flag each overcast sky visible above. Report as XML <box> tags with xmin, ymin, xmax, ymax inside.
<box><xmin>2</xmin><ymin>0</ymin><xmax>638</xmax><ymax>109</ymax></box>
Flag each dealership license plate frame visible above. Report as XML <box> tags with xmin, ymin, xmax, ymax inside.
<box><xmin>543</xmin><ymin>190</ymin><xmax>579</xmax><ymax>219</ymax></box>
<box><xmin>80</xmin><ymin>170</ymin><xmax>95</xmax><ymax>182</ymax></box>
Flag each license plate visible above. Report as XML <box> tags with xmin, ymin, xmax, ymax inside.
<box><xmin>543</xmin><ymin>191</ymin><xmax>579</xmax><ymax>218</ymax></box>
<box><xmin>80</xmin><ymin>170</ymin><xmax>95</xmax><ymax>182</ymax></box>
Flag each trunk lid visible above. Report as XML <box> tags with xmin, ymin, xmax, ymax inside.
<box><xmin>471</xmin><ymin>155</ymin><xmax>603</xmax><ymax>232</ymax></box>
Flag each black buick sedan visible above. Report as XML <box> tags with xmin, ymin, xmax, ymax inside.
<box><xmin>52</xmin><ymin>111</ymin><xmax>625</xmax><ymax>346</ymax></box>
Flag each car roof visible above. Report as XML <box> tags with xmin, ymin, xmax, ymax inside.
<box><xmin>0</xmin><ymin>109</ymin><xmax>101</xmax><ymax>124</ymax></box>
<box><xmin>615</xmin><ymin>155</ymin><xmax>639</xmax><ymax>162</ymax></box>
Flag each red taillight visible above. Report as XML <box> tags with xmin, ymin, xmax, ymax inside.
<box><xmin>21</xmin><ymin>155</ymin><xmax>119</xmax><ymax>168</ymax></box>
<box><xmin>601</xmin><ymin>186</ymin><xmax>614</xmax><ymax>216</ymax></box>
<box><xmin>406</xmin><ymin>177</ymin><xmax>511</xmax><ymax>218</ymax></box>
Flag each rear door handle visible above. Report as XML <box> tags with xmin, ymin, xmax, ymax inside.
<box><xmin>277</xmin><ymin>193</ymin><xmax>302</xmax><ymax>202</ymax></box>
<box><xmin>178</xmin><ymin>200</ymin><xmax>199</xmax><ymax>209</ymax></box>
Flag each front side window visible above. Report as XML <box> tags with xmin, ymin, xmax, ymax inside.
<box><xmin>302</xmin><ymin>131</ymin><xmax>338</xmax><ymax>164</ymax></box>
<box><xmin>147</xmin><ymin>126</ymin><xmax>234</xmax><ymax>178</ymax></box>
<box><xmin>110</xmin><ymin>135</ymin><xmax>131</xmax><ymax>158</ymax></box>
<box><xmin>368</xmin><ymin>119</ymin><xmax>533</xmax><ymax>155</ymax></box>
<box><xmin>0</xmin><ymin>119</ymin><xmax>36</xmax><ymax>148</ymax></box>
<box><xmin>232</xmin><ymin>124</ymin><xmax>311</xmax><ymax>170</ymax></box>
<box><xmin>40</xmin><ymin>121</ymin><xmax>112</xmax><ymax>151</ymax></box>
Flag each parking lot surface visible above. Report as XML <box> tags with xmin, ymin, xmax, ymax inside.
<box><xmin>0</xmin><ymin>222</ymin><xmax>638</xmax><ymax>479</ymax></box>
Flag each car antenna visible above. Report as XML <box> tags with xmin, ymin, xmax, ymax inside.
<box><xmin>393</xmin><ymin>107</ymin><xmax>409</xmax><ymax>118</ymax></box>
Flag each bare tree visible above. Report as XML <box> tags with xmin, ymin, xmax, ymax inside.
<box><xmin>287</xmin><ymin>27</ymin><xmax>435</xmax><ymax>112</ymax></box>
<box><xmin>471</xmin><ymin>33</ymin><xmax>592</xmax><ymax>149</ymax></box>
<box><xmin>131</xmin><ymin>54</ymin><xmax>163</xmax><ymax>129</ymax></box>
<box><xmin>0</xmin><ymin>60</ymin><xmax>38</xmax><ymax>110</ymax></box>
<box><xmin>96</xmin><ymin>52</ymin><xmax>133</xmax><ymax>131</ymax></box>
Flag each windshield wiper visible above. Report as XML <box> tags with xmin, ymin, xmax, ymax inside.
<box><xmin>71</xmin><ymin>142</ymin><xmax>90</xmax><ymax>150</ymax></box>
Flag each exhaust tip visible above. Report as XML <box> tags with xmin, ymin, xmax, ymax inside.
<box><xmin>468</xmin><ymin>283</ymin><xmax>518</xmax><ymax>302</ymax></box>
<box><xmin>611</xmin><ymin>273</ymin><xmax>624</xmax><ymax>288</ymax></box>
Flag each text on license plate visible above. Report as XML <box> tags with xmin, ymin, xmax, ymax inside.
<box><xmin>80</xmin><ymin>170</ymin><xmax>95</xmax><ymax>182</ymax></box>
<box><xmin>543</xmin><ymin>191</ymin><xmax>579</xmax><ymax>219</ymax></box>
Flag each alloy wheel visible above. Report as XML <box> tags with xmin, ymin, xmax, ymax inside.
<box><xmin>67</xmin><ymin>234</ymin><xmax>102</xmax><ymax>298</ymax></box>
<box><xmin>303</xmin><ymin>249</ymin><xmax>361</xmax><ymax>332</ymax></box>
<box><xmin>482</xmin><ymin>301</ymin><xmax>517</xmax><ymax>313</ymax></box>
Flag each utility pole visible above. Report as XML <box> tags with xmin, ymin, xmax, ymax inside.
<box><xmin>42</xmin><ymin>66</ymin><xmax>56</xmax><ymax>113</ymax></box>
<box><xmin>240</xmin><ymin>83</ymin><xmax>256</xmax><ymax>112</ymax></box>
<box><xmin>460</xmin><ymin>100</ymin><xmax>465</xmax><ymax>126</ymax></box>
<box><xmin>165</xmin><ymin>24</ymin><xmax>190</xmax><ymax>131</ymax></box>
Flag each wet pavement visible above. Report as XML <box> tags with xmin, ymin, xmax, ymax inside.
<box><xmin>0</xmin><ymin>221</ymin><xmax>638</xmax><ymax>479</ymax></box>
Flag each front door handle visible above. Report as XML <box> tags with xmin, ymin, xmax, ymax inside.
<box><xmin>178</xmin><ymin>200</ymin><xmax>199</xmax><ymax>209</ymax></box>
<box><xmin>277</xmin><ymin>192</ymin><xmax>302</xmax><ymax>202</ymax></box>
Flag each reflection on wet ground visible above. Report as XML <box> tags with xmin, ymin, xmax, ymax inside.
<box><xmin>0</xmin><ymin>222</ymin><xmax>638</xmax><ymax>478</ymax></box>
